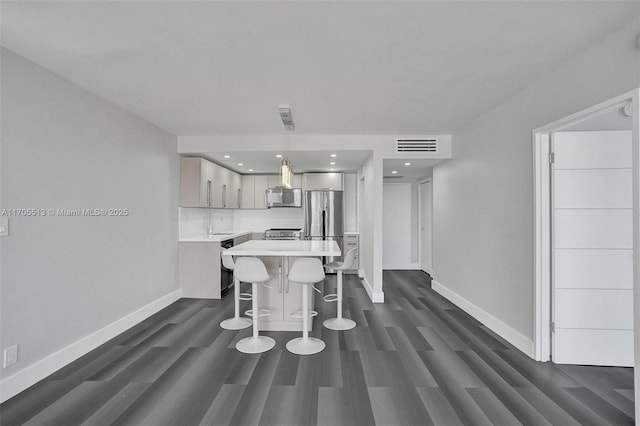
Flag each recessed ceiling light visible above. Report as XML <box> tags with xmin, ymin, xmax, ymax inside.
<box><xmin>404</xmin><ymin>162</ymin><xmax>411</xmax><ymax>166</ymax></box>
<box><xmin>276</xmin><ymin>154</ymin><xmax>283</xmax><ymax>158</ymax></box>
<box><xmin>330</xmin><ymin>162</ymin><xmax>336</xmax><ymax>165</ymax></box>
<box><xmin>330</xmin><ymin>154</ymin><xmax>337</xmax><ymax>157</ymax></box>
<box><xmin>237</xmin><ymin>163</ymin><xmax>244</xmax><ymax>166</ymax></box>
<box><xmin>330</xmin><ymin>168</ymin><xmax>335</xmax><ymax>171</ymax></box>
<box><xmin>248</xmin><ymin>169</ymin><xmax>254</xmax><ymax>172</ymax></box>
<box><xmin>391</xmin><ymin>170</ymin><xmax>398</xmax><ymax>174</ymax></box>
<box><xmin>223</xmin><ymin>155</ymin><xmax>230</xmax><ymax>159</ymax></box>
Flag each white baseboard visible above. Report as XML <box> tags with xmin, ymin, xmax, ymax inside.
<box><xmin>432</xmin><ymin>280</ymin><xmax>534</xmax><ymax>357</ymax></box>
<box><xmin>0</xmin><ymin>289</ymin><xmax>182</xmax><ymax>403</ymax></box>
<box><xmin>361</xmin><ymin>276</ymin><xmax>384</xmax><ymax>303</ymax></box>
<box><xmin>382</xmin><ymin>263</ymin><xmax>421</xmax><ymax>270</ymax></box>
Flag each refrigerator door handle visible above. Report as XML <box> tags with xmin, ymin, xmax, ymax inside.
<box><xmin>322</xmin><ymin>210</ymin><xmax>326</xmax><ymax>237</ymax></box>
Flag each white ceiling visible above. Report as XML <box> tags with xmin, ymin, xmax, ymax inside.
<box><xmin>202</xmin><ymin>150</ymin><xmax>372</xmax><ymax>174</ymax></box>
<box><xmin>2</xmin><ymin>1</ymin><xmax>639</xmax><ymax>175</ymax></box>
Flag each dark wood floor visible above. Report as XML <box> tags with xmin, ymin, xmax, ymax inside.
<box><xmin>1</xmin><ymin>270</ymin><xmax>634</xmax><ymax>425</ymax></box>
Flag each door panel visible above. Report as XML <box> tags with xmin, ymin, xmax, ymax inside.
<box><xmin>554</xmin><ymin>210</ymin><xmax>632</xmax><ymax>249</ymax></box>
<box><xmin>554</xmin><ymin>249</ymin><xmax>633</xmax><ymax>289</ymax></box>
<box><xmin>555</xmin><ymin>289</ymin><xmax>633</xmax><ymax>329</ymax></box>
<box><xmin>552</xmin><ymin>130</ymin><xmax>633</xmax><ymax>367</ymax></box>
<box><xmin>554</xmin><ymin>169</ymin><xmax>632</xmax><ymax>208</ymax></box>
<box><xmin>383</xmin><ymin>183</ymin><xmax>412</xmax><ymax>269</ymax></box>
<box><xmin>553</xmin><ymin>130</ymin><xmax>631</xmax><ymax>169</ymax></box>
<box><xmin>554</xmin><ymin>329</ymin><xmax>634</xmax><ymax>366</ymax></box>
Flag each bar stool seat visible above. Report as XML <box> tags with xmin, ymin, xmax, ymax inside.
<box><xmin>219</xmin><ymin>248</ymin><xmax>252</xmax><ymax>330</ymax></box>
<box><xmin>323</xmin><ymin>248</ymin><xmax>357</xmax><ymax>331</ymax></box>
<box><xmin>233</xmin><ymin>257</ymin><xmax>276</xmax><ymax>354</ymax></box>
<box><xmin>286</xmin><ymin>258</ymin><xmax>326</xmax><ymax>355</ymax></box>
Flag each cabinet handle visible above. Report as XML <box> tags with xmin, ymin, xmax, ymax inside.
<box><xmin>238</xmin><ymin>188</ymin><xmax>241</xmax><ymax>208</ymax></box>
<box><xmin>207</xmin><ymin>180</ymin><xmax>212</xmax><ymax>207</ymax></box>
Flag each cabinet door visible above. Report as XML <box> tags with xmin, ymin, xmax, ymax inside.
<box><xmin>255</xmin><ymin>257</ymin><xmax>285</xmax><ymax>322</ymax></box>
<box><xmin>241</xmin><ymin>175</ymin><xmax>255</xmax><ymax>208</ymax></box>
<box><xmin>267</xmin><ymin>174</ymin><xmax>281</xmax><ymax>188</ymax></box>
<box><xmin>228</xmin><ymin>172</ymin><xmax>241</xmax><ymax>208</ymax></box>
<box><xmin>343</xmin><ymin>235</ymin><xmax>359</xmax><ymax>269</ymax></box>
<box><xmin>254</xmin><ymin>175</ymin><xmax>269</xmax><ymax>208</ymax></box>
<box><xmin>292</xmin><ymin>174</ymin><xmax>303</xmax><ymax>188</ymax></box>
<box><xmin>282</xmin><ymin>256</ymin><xmax>314</xmax><ymax>331</ymax></box>
<box><xmin>302</xmin><ymin>173</ymin><xmax>343</xmax><ymax>190</ymax></box>
<box><xmin>179</xmin><ymin>243</ymin><xmax>221</xmax><ymax>298</ymax></box>
<box><xmin>203</xmin><ymin>160</ymin><xmax>215</xmax><ymax>207</ymax></box>
<box><xmin>211</xmin><ymin>163</ymin><xmax>225</xmax><ymax>208</ymax></box>
<box><xmin>180</xmin><ymin>158</ymin><xmax>213</xmax><ymax>207</ymax></box>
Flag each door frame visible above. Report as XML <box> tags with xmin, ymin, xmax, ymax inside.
<box><xmin>419</xmin><ymin>178</ymin><xmax>433</xmax><ymax>275</ymax></box>
<box><xmin>532</xmin><ymin>89</ymin><xmax>640</xmax><ymax>363</ymax></box>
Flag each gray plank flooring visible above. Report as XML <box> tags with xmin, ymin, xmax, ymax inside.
<box><xmin>1</xmin><ymin>270</ymin><xmax>634</xmax><ymax>425</ymax></box>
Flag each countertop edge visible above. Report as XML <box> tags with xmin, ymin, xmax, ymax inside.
<box><xmin>179</xmin><ymin>230</ymin><xmax>254</xmax><ymax>242</ymax></box>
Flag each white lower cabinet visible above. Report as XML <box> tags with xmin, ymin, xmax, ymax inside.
<box><xmin>255</xmin><ymin>256</ymin><xmax>313</xmax><ymax>331</ymax></box>
<box><xmin>344</xmin><ymin>233</ymin><xmax>359</xmax><ymax>272</ymax></box>
<box><xmin>180</xmin><ymin>242</ymin><xmax>222</xmax><ymax>299</ymax></box>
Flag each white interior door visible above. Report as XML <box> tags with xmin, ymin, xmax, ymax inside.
<box><xmin>552</xmin><ymin>130</ymin><xmax>633</xmax><ymax>366</ymax></box>
<box><xmin>383</xmin><ymin>183</ymin><xmax>412</xmax><ymax>269</ymax></box>
<box><xmin>419</xmin><ymin>180</ymin><xmax>433</xmax><ymax>274</ymax></box>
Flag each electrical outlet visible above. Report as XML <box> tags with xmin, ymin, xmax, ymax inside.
<box><xmin>4</xmin><ymin>345</ymin><xmax>18</xmax><ymax>367</ymax></box>
<box><xmin>0</xmin><ymin>217</ymin><xmax>8</xmax><ymax>237</ymax></box>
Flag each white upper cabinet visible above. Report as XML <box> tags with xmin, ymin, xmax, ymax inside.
<box><xmin>302</xmin><ymin>173</ymin><xmax>343</xmax><ymax>190</ymax></box>
<box><xmin>181</xmin><ymin>157</ymin><xmax>242</xmax><ymax>209</ymax></box>
<box><xmin>241</xmin><ymin>175</ymin><xmax>269</xmax><ymax>209</ymax></box>
<box><xmin>241</xmin><ymin>175</ymin><xmax>256</xmax><ymax>208</ymax></box>
<box><xmin>180</xmin><ymin>157</ymin><xmax>215</xmax><ymax>207</ymax></box>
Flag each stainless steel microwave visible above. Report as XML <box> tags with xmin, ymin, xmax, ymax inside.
<box><xmin>266</xmin><ymin>188</ymin><xmax>302</xmax><ymax>208</ymax></box>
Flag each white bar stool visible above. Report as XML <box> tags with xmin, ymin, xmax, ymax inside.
<box><xmin>286</xmin><ymin>258</ymin><xmax>326</xmax><ymax>355</ymax></box>
<box><xmin>234</xmin><ymin>257</ymin><xmax>276</xmax><ymax>354</ymax></box>
<box><xmin>323</xmin><ymin>248</ymin><xmax>357</xmax><ymax>331</ymax></box>
<box><xmin>219</xmin><ymin>247</ymin><xmax>252</xmax><ymax>330</ymax></box>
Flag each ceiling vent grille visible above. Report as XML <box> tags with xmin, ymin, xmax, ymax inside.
<box><xmin>395</xmin><ymin>137</ymin><xmax>438</xmax><ymax>153</ymax></box>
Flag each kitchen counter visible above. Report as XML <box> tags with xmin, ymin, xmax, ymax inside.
<box><xmin>179</xmin><ymin>230</ymin><xmax>253</xmax><ymax>242</ymax></box>
<box><xmin>225</xmin><ymin>239</ymin><xmax>340</xmax><ymax>256</ymax></box>
<box><xmin>225</xmin><ymin>239</ymin><xmax>341</xmax><ymax>331</ymax></box>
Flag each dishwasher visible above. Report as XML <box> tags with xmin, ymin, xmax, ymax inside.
<box><xmin>220</xmin><ymin>238</ymin><xmax>234</xmax><ymax>294</ymax></box>
<box><xmin>220</xmin><ymin>234</ymin><xmax>251</xmax><ymax>295</ymax></box>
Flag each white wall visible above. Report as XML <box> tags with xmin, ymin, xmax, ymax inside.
<box><xmin>343</xmin><ymin>172</ymin><xmax>358</xmax><ymax>232</ymax></box>
<box><xmin>0</xmin><ymin>48</ymin><xmax>179</xmax><ymax>398</ymax></box>
<box><xmin>432</xmin><ymin>17</ymin><xmax>640</xmax><ymax>355</ymax></box>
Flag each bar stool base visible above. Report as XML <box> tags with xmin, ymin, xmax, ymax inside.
<box><xmin>323</xmin><ymin>317</ymin><xmax>356</xmax><ymax>331</ymax></box>
<box><xmin>236</xmin><ymin>336</ymin><xmax>276</xmax><ymax>354</ymax></box>
<box><xmin>220</xmin><ymin>317</ymin><xmax>252</xmax><ymax>330</ymax></box>
<box><xmin>286</xmin><ymin>337</ymin><xmax>326</xmax><ymax>355</ymax></box>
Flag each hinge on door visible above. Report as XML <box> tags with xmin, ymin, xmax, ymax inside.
<box><xmin>549</xmin><ymin>152</ymin><xmax>555</xmax><ymax>164</ymax></box>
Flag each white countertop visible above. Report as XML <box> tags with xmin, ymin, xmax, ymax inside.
<box><xmin>225</xmin><ymin>239</ymin><xmax>341</xmax><ymax>256</ymax></box>
<box><xmin>179</xmin><ymin>230</ymin><xmax>253</xmax><ymax>242</ymax></box>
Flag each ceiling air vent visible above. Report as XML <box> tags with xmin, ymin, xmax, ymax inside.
<box><xmin>395</xmin><ymin>137</ymin><xmax>438</xmax><ymax>153</ymax></box>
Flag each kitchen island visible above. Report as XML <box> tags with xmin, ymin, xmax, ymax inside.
<box><xmin>225</xmin><ymin>240</ymin><xmax>340</xmax><ymax>331</ymax></box>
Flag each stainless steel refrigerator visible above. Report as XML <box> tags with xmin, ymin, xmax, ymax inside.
<box><xmin>304</xmin><ymin>190</ymin><xmax>344</xmax><ymax>264</ymax></box>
